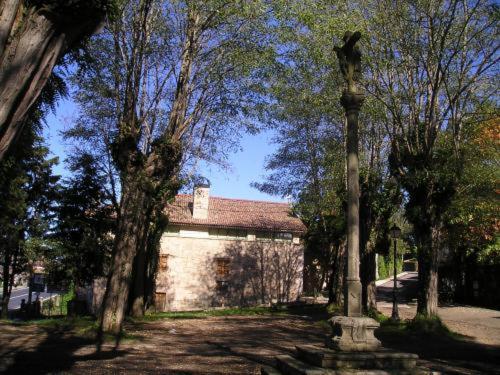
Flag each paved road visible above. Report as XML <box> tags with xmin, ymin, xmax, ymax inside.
<box><xmin>377</xmin><ymin>272</ymin><xmax>500</xmax><ymax>346</ymax></box>
<box><xmin>1</xmin><ymin>287</ymin><xmax>58</xmax><ymax>311</ymax></box>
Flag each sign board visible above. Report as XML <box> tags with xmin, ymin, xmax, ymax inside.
<box><xmin>31</xmin><ymin>283</ymin><xmax>45</xmax><ymax>293</ymax></box>
<box><xmin>33</xmin><ymin>274</ymin><xmax>44</xmax><ymax>285</ymax></box>
<box><xmin>30</xmin><ymin>273</ymin><xmax>45</xmax><ymax>292</ymax></box>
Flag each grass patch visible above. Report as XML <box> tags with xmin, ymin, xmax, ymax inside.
<box><xmin>7</xmin><ymin>316</ymin><xmax>96</xmax><ymax>330</ymax></box>
<box><xmin>326</xmin><ymin>303</ymin><xmax>343</xmax><ymax>316</ymax></box>
<box><xmin>367</xmin><ymin>308</ymin><xmax>389</xmax><ymax>323</ymax></box>
<box><xmin>3</xmin><ymin>316</ymin><xmax>140</xmax><ymax>342</ymax></box>
<box><xmin>136</xmin><ymin>306</ymin><xmax>290</xmax><ymax>322</ymax></box>
<box><xmin>377</xmin><ymin>313</ymin><xmax>458</xmax><ymax>340</ymax></box>
<box><xmin>406</xmin><ymin>314</ymin><xmax>455</xmax><ymax>337</ymax></box>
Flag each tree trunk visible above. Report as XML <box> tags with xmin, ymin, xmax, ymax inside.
<box><xmin>328</xmin><ymin>241</ymin><xmax>346</xmax><ymax>305</ymax></box>
<box><xmin>129</xmin><ymin>208</ymin><xmax>151</xmax><ymax>317</ymax></box>
<box><xmin>100</xmin><ymin>180</ymin><xmax>147</xmax><ymax>333</ymax></box>
<box><xmin>303</xmin><ymin>247</ymin><xmax>319</xmax><ymax>295</ymax></box>
<box><xmin>416</xmin><ymin>226</ymin><xmax>440</xmax><ymax>317</ymax></box>
<box><xmin>0</xmin><ymin>2</ymin><xmax>104</xmax><ymax>160</ymax></box>
<box><xmin>129</xmin><ymin>246</ymin><xmax>146</xmax><ymax>317</ymax></box>
<box><xmin>143</xmin><ymin>213</ymin><xmax>169</xmax><ymax>310</ymax></box>
<box><xmin>361</xmin><ymin>248</ymin><xmax>377</xmax><ymax>312</ymax></box>
<box><xmin>1</xmin><ymin>250</ymin><xmax>10</xmax><ymax>318</ymax></box>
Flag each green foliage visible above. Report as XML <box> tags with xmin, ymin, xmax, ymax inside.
<box><xmin>251</xmin><ymin>2</ymin><xmax>397</xmax><ymax>302</ymax></box>
<box><xmin>50</xmin><ymin>153</ymin><xmax>115</xmax><ymax>287</ymax></box>
<box><xmin>377</xmin><ymin>239</ymin><xmax>405</xmax><ymax>280</ymax></box>
<box><xmin>445</xmin><ymin>114</ymin><xmax>500</xmax><ymax>265</ymax></box>
<box><xmin>326</xmin><ymin>303</ymin><xmax>342</xmax><ymax>316</ymax></box>
<box><xmin>0</xmin><ymin>128</ymin><xmax>60</xmax><ymax>286</ymax></box>
<box><xmin>377</xmin><ymin>256</ymin><xmax>403</xmax><ymax>280</ymax></box>
<box><xmin>363</xmin><ymin>0</ymin><xmax>498</xmax><ymax>313</ymax></box>
<box><xmin>367</xmin><ymin>308</ymin><xmax>388</xmax><ymax>323</ymax></box>
<box><xmin>0</xmin><ymin>44</ymin><xmax>66</xmax><ymax>310</ymax></box>
<box><xmin>41</xmin><ymin>285</ymin><xmax>75</xmax><ymax>316</ymax></box>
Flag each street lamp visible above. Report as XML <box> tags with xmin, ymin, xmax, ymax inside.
<box><xmin>390</xmin><ymin>224</ymin><xmax>402</xmax><ymax>321</ymax></box>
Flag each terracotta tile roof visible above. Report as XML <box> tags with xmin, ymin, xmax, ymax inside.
<box><xmin>166</xmin><ymin>194</ymin><xmax>306</xmax><ymax>233</ymax></box>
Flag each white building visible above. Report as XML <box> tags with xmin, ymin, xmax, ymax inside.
<box><xmin>155</xmin><ymin>184</ymin><xmax>306</xmax><ymax>311</ymax></box>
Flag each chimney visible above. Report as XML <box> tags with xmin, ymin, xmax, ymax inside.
<box><xmin>192</xmin><ymin>180</ymin><xmax>210</xmax><ymax>219</ymax></box>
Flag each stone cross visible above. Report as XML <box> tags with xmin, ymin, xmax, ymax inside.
<box><xmin>328</xmin><ymin>31</ymin><xmax>381</xmax><ymax>352</ymax></box>
<box><xmin>334</xmin><ymin>31</ymin><xmax>362</xmax><ymax>94</ymax></box>
<box><xmin>336</xmin><ymin>31</ymin><xmax>364</xmax><ymax>318</ymax></box>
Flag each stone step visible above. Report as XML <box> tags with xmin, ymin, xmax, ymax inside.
<box><xmin>261</xmin><ymin>364</ymin><xmax>283</xmax><ymax>375</ymax></box>
<box><xmin>296</xmin><ymin>345</ymin><xmax>418</xmax><ymax>370</ymax></box>
<box><xmin>275</xmin><ymin>354</ymin><xmax>332</xmax><ymax>375</ymax></box>
<box><xmin>271</xmin><ymin>354</ymin><xmax>436</xmax><ymax>375</ymax></box>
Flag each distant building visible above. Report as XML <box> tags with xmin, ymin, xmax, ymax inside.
<box><xmin>155</xmin><ymin>183</ymin><xmax>306</xmax><ymax>311</ymax></box>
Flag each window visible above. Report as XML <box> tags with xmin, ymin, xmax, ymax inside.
<box><xmin>256</xmin><ymin>231</ymin><xmax>273</xmax><ymax>241</ymax></box>
<box><xmin>215</xmin><ymin>257</ymin><xmax>230</xmax><ymax>280</ymax></box>
<box><xmin>155</xmin><ymin>292</ymin><xmax>166</xmax><ymax>311</ymax></box>
<box><xmin>159</xmin><ymin>255</ymin><xmax>169</xmax><ymax>271</ymax></box>
<box><xmin>275</xmin><ymin>232</ymin><xmax>293</xmax><ymax>241</ymax></box>
<box><xmin>209</xmin><ymin>228</ymin><xmax>247</xmax><ymax>239</ymax></box>
<box><xmin>256</xmin><ymin>231</ymin><xmax>293</xmax><ymax>241</ymax></box>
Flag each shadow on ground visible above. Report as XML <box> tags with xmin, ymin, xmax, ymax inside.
<box><xmin>376</xmin><ymin>322</ymin><xmax>500</xmax><ymax>374</ymax></box>
<box><xmin>2</xmin><ymin>305</ymin><xmax>499</xmax><ymax>374</ymax></box>
<box><xmin>0</xmin><ymin>324</ymin><xmax>129</xmax><ymax>374</ymax></box>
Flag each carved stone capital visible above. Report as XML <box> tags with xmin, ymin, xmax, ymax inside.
<box><xmin>326</xmin><ymin>316</ymin><xmax>381</xmax><ymax>352</ymax></box>
<box><xmin>340</xmin><ymin>91</ymin><xmax>365</xmax><ymax>113</ymax></box>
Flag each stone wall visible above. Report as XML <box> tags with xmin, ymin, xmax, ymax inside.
<box><xmin>155</xmin><ymin>227</ymin><xmax>304</xmax><ymax>311</ymax></box>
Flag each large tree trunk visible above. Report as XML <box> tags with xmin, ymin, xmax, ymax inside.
<box><xmin>0</xmin><ymin>1</ymin><xmax>104</xmax><ymax>160</ymax></box>
<box><xmin>129</xmin><ymin>206</ymin><xmax>151</xmax><ymax>318</ymax></box>
<box><xmin>99</xmin><ymin>2</ymin><xmax>193</xmax><ymax>332</ymax></box>
<box><xmin>143</xmin><ymin>212</ymin><xmax>169</xmax><ymax>310</ymax></box>
<box><xmin>100</xmin><ymin>180</ymin><xmax>147</xmax><ymax>333</ymax></box>
<box><xmin>416</xmin><ymin>226</ymin><xmax>440</xmax><ymax>317</ymax></box>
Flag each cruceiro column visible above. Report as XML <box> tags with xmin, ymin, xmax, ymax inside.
<box><xmin>342</xmin><ymin>89</ymin><xmax>364</xmax><ymax>318</ymax></box>
<box><xmin>327</xmin><ymin>31</ymin><xmax>381</xmax><ymax>352</ymax></box>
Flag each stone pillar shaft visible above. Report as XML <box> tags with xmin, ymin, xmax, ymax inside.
<box><xmin>341</xmin><ymin>92</ymin><xmax>364</xmax><ymax>318</ymax></box>
<box><xmin>328</xmin><ymin>32</ymin><xmax>381</xmax><ymax>353</ymax></box>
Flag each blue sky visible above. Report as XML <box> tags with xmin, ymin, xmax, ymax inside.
<box><xmin>43</xmin><ymin>98</ymin><xmax>285</xmax><ymax>203</ymax></box>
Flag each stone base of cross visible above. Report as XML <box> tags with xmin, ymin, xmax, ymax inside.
<box><xmin>327</xmin><ymin>316</ymin><xmax>381</xmax><ymax>352</ymax></box>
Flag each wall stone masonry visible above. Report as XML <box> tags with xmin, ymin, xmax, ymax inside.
<box><xmin>156</xmin><ymin>228</ymin><xmax>304</xmax><ymax>311</ymax></box>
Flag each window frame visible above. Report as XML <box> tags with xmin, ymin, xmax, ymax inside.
<box><xmin>214</xmin><ymin>257</ymin><xmax>231</xmax><ymax>280</ymax></box>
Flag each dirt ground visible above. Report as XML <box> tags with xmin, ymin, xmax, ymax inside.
<box><xmin>0</xmin><ymin>315</ymin><xmax>323</xmax><ymax>374</ymax></box>
<box><xmin>1</xmin><ymin>312</ymin><xmax>500</xmax><ymax>375</ymax></box>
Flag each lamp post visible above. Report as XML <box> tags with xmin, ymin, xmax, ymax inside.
<box><xmin>390</xmin><ymin>224</ymin><xmax>401</xmax><ymax>321</ymax></box>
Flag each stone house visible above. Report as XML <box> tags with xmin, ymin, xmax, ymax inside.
<box><xmin>155</xmin><ymin>184</ymin><xmax>306</xmax><ymax>311</ymax></box>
